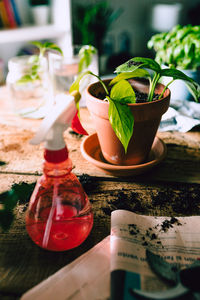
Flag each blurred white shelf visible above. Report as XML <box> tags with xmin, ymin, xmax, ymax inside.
<box><xmin>0</xmin><ymin>25</ymin><xmax>67</xmax><ymax>44</ymax></box>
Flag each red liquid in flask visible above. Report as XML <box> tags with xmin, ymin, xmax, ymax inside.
<box><xmin>26</xmin><ymin>158</ymin><xmax>93</xmax><ymax>251</ymax></box>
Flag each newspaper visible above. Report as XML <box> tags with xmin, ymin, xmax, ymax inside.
<box><xmin>110</xmin><ymin>210</ymin><xmax>200</xmax><ymax>299</ymax></box>
<box><xmin>21</xmin><ymin>236</ymin><xmax>110</xmax><ymax>300</ymax></box>
<box><xmin>21</xmin><ymin>210</ymin><xmax>200</xmax><ymax>300</ymax></box>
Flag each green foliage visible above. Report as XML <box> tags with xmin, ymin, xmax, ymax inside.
<box><xmin>109</xmin><ymin>79</ymin><xmax>136</xmax><ymax>103</ymax></box>
<box><xmin>31</xmin><ymin>41</ymin><xmax>63</xmax><ymax>57</ymax></box>
<box><xmin>147</xmin><ymin>24</ymin><xmax>200</xmax><ymax>70</ymax></box>
<box><xmin>118</xmin><ymin>57</ymin><xmax>200</xmax><ymax>102</ymax></box>
<box><xmin>69</xmin><ymin>70</ymin><xmax>109</xmax><ymax>96</ymax></box>
<box><xmin>78</xmin><ymin>45</ymin><xmax>97</xmax><ymax>73</ymax></box>
<box><xmin>115</xmin><ymin>57</ymin><xmax>161</xmax><ymax>74</ymax></box>
<box><xmin>17</xmin><ymin>41</ymin><xmax>62</xmax><ymax>85</ymax></box>
<box><xmin>71</xmin><ymin>56</ymin><xmax>200</xmax><ymax>152</ymax></box>
<box><xmin>106</xmin><ymin>80</ymin><xmax>135</xmax><ymax>153</ymax></box>
<box><xmin>110</xmin><ymin>69</ymin><xmax>150</xmax><ymax>85</ymax></box>
<box><xmin>0</xmin><ymin>182</ymin><xmax>35</xmax><ymax>231</ymax></box>
<box><xmin>72</xmin><ymin>1</ymin><xmax>122</xmax><ymax>54</ymax></box>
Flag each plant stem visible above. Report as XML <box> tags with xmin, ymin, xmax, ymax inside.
<box><xmin>158</xmin><ymin>79</ymin><xmax>174</xmax><ymax>100</ymax></box>
<box><xmin>89</xmin><ymin>72</ymin><xmax>109</xmax><ymax>95</ymax></box>
<box><xmin>148</xmin><ymin>72</ymin><xmax>160</xmax><ymax>101</ymax></box>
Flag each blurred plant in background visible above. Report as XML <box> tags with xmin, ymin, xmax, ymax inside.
<box><xmin>72</xmin><ymin>0</ymin><xmax>122</xmax><ymax>56</ymax></box>
<box><xmin>148</xmin><ymin>24</ymin><xmax>200</xmax><ymax>70</ymax></box>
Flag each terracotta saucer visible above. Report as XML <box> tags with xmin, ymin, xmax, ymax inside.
<box><xmin>80</xmin><ymin>133</ymin><xmax>167</xmax><ymax>177</ymax></box>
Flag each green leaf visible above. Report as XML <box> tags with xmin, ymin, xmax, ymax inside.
<box><xmin>69</xmin><ymin>70</ymin><xmax>91</xmax><ymax>93</ymax></box>
<box><xmin>31</xmin><ymin>41</ymin><xmax>63</xmax><ymax>56</ymax></box>
<box><xmin>185</xmin><ymin>81</ymin><xmax>200</xmax><ymax>103</ymax></box>
<box><xmin>78</xmin><ymin>53</ymin><xmax>90</xmax><ymax>72</ymax></box>
<box><xmin>45</xmin><ymin>44</ymin><xmax>63</xmax><ymax>55</ymax></box>
<box><xmin>78</xmin><ymin>45</ymin><xmax>97</xmax><ymax>72</ymax></box>
<box><xmin>108</xmin><ymin>98</ymin><xmax>134</xmax><ymax>153</ymax></box>
<box><xmin>17</xmin><ymin>75</ymin><xmax>34</xmax><ymax>84</ymax></box>
<box><xmin>161</xmin><ymin>68</ymin><xmax>200</xmax><ymax>102</ymax></box>
<box><xmin>31</xmin><ymin>74</ymin><xmax>40</xmax><ymax>81</ymax></box>
<box><xmin>28</xmin><ymin>55</ymin><xmax>39</xmax><ymax>64</ymax></box>
<box><xmin>43</xmin><ymin>41</ymin><xmax>58</xmax><ymax>48</ymax></box>
<box><xmin>115</xmin><ymin>60</ymin><xmax>144</xmax><ymax>73</ymax></box>
<box><xmin>115</xmin><ymin>57</ymin><xmax>161</xmax><ymax>73</ymax></box>
<box><xmin>147</xmin><ymin>24</ymin><xmax>200</xmax><ymax>69</ymax></box>
<box><xmin>31</xmin><ymin>41</ymin><xmax>43</xmax><ymax>51</ymax></box>
<box><xmin>31</xmin><ymin>64</ymin><xmax>39</xmax><ymax>72</ymax></box>
<box><xmin>160</xmin><ymin>68</ymin><xmax>194</xmax><ymax>82</ymax></box>
<box><xmin>70</xmin><ymin>70</ymin><xmax>109</xmax><ymax>96</ymax></box>
<box><xmin>110</xmin><ymin>69</ymin><xmax>150</xmax><ymax>86</ymax></box>
<box><xmin>110</xmin><ymin>79</ymin><xmax>136</xmax><ymax>103</ymax></box>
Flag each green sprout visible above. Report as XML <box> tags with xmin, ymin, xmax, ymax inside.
<box><xmin>17</xmin><ymin>41</ymin><xmax>63</xmax><ymax>85</ymax></box>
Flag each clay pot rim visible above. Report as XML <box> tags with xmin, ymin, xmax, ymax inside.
<box><xmin>86</xmin><ymin>78</ymin><xmax>171</xmax><ymax>106</ymax></box>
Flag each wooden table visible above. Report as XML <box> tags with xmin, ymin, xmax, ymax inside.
<box><xmin>0</xmin><ymin>86</ymin><xmax>200</xmax><ymax>299</ymax></box>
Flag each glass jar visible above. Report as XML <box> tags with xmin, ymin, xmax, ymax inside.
<box><xmin>48</xmin><ymin>45</ymin><xmax>99</xmax><ymax>107</ymax></box>
<box><xmin>6</xmin><ymin>55</ymin><xmax>49</xmax><ymax>118</ymax></box>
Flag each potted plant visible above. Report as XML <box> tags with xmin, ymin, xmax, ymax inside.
<box><xmin>70</xmin><ymin>57</ymin><xmax>200</xmax><ymax>166</ymax></box>
<box><xmin>147</xmin><ymin>24</ymin><xmax>200</xmax><ymax>102</ymax></box>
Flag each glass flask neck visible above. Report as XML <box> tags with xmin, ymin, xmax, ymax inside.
<box><xmin>43</xmin><ymin>157</ymin><xmax>72</xmax><ymax>177</ymax></box>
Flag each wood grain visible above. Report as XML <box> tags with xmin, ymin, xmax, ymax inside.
<box><xmin>0</xmin><ymin>86</ymin><xmax>200</xmax><ymax>298</ymax></box>
<box><xmin>0</xmin><ymin>174</ymin><xmax>200</xmax><ymax>298</ymax></box>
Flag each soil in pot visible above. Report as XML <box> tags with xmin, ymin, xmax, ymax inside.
<box><xmin>96</xmin><ymin>78</ymin><xmax>160</xmax><ymax>103</ymax></box>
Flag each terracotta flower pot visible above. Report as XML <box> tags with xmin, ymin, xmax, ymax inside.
<box><xmin>86</xmin><ymin>78</ymin><xmax>170</xmax><ymax>165</ymax></box>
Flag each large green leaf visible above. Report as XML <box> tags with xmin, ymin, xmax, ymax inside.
<box><xmin>115</xmin><ymin>57</ymin><xmax>161</xmax><ymax>73</ymax></box>
<box><xmin>110</xmin><ymin>79</ymin><xmax>136</xmax><ymax>103</ymax></box>
<box><xmin>160</xmin><ymin>68</ymin><xmax>194</xmax><ymax>82</ymax></box>
<box><xmin>185</xmin><ymin>81</ymin><xmax>200</xmax><ymax>103</ymax></box>
<box><xmin>110</xmin><ymin>69</ymin><xmax>150</xmax><ymax>86</ymax></box>
<box><xmin>108</xmin><ymin>98</ymin><xmax>134</xmax><ymax>153</ymax></box>
<box><xmin>161</xmin><ymin>68</ymin><xmax>200</xmax><ymax>102</ymax></box>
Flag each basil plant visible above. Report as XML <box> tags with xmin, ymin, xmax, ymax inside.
<box><xmin>70</xmin><ymin>56</ymin><xmax>200</xmax><ymax>153</ymax></box>
<box><xmin>147</xmin><ymin>24</ymin><xmax>200</xmax><ymax>70</ymax></box>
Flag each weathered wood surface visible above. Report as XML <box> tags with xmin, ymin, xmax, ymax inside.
<box><xmin>0</xmin><ymin>121</ymin><xmax>200</xmax><ymax>183</ymax></box>
<box><xmin>0</xmin><ymin>86</ymin><xmax>200</xmax><ymax>182</ymax></box>
<box><xmin>0</xmin><ymin>173</ymin><xmax>200</xmax><ymax>299</ymax></box>
<box><xmin>0</xmin><ymin>86</ymin><xmax>200</xmax><ymax>299</ymax></box>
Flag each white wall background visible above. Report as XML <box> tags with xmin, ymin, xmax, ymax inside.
<box><xmin>0</xmin><ymin>0</ymin><xmax>199</xmax><ymax>76</ymax></box>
